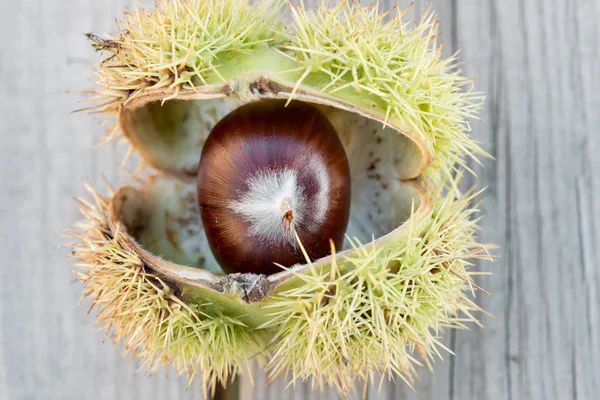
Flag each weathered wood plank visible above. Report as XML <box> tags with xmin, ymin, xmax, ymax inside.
<box><xmin>445</xmin><ymin>1</ymin><xmax>600</xmax><ymax>400</ymax></box>
<box><xmin>0</xmin><ymin>0</ymin><xmax>598</xmax><ymax>399</ymax></box>
<box><xmin>0</xmin><ymin>1</ymin><xmax>197</xmax><ymax>399</ymax></box>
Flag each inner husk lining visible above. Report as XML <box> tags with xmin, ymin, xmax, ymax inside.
<box><xmin>120</xmin><ymin>93</ymin><xmax>426</xmax><ymax>180</ymax></box>
<box><xmin>118</xmin><ymin>97</ymin><xmax>430</xmax><ymax>275</ymax></box>
<box><xmin>115</xmin><ymin>176</ymin><xmax>427</xmax><ymax>276</ymax></box>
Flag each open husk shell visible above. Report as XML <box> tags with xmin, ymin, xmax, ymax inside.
<box><xmin>70</xmin><ymin>0</ymin><xmax>492</xmax><ymax>396</ymax></box>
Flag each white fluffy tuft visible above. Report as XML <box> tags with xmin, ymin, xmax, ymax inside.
<box><xmin>228</xmin><ymin>167</ymin><xmax>329</xmax><ymax>246</ymax></box>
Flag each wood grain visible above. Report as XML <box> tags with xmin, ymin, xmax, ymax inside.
<box><xmin>0</xmin><ymin>0</ymin><xmax>598</xmax><ymax>399</ymax></box>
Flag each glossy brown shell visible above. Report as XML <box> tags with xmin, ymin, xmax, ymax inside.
<box><xmin>197</xmin><ymin>100</ymin><xmax>351</xmax><ymax>274</ymax></box>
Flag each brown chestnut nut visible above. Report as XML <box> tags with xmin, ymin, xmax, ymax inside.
<box><xmin>197</xmin><ymin>100</ymin><xmax>351</xmax><ymax>275</ymax></box>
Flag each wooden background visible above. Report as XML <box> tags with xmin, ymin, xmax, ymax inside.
<box><xmin>1</xmin><ymin>0</ymin><xmax>598</xmax><ymax>399</ymax></box>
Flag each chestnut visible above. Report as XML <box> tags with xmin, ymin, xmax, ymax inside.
<box><xmin>197</xmin><ymin>100</ymin><xmax>351</xmax><ymax>275</ymax></box>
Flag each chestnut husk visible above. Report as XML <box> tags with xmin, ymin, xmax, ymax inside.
<box><xmin>70</xmin><ymin>0</ymin><xmax>492</xmax><ymax>397</ymax></box>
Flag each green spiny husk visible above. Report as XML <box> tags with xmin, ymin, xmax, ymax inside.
<box><xmin>70</xmin><ymin>185</ymin><xmax>268</xmax><ymax>396</ymax></box>
<box><xmin>88</xmin><ymin>0</ymin><xmax>486</xmax><ymax>185</ymax></box>
<box><xmin>262</xmin><ymin>187</ymin><xmax>490</xmax><ymax>394</ymax></box>
<box><xmin>69</xmin><ymin>180</ymin><xmax>490</xmax><ymax>396</ymax></box>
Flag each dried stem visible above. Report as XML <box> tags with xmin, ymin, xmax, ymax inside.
<box><xmin>213</xmin><ymin>375</ymin><xmax>240</xmax><ymax>400</ymax></box>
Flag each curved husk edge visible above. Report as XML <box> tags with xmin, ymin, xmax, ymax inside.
<box><xmin>108</xmin><ymin>173</ymin><xmax>431</xmax><ymax>282</ymax></box>
<box><xmin>119</xmin><ymin>79</ymin><xmax>431</xmax><ymax>180</ymax></box>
